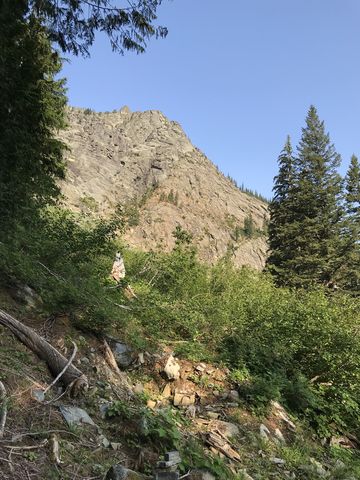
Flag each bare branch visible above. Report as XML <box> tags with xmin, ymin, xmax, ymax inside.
<box><xmin>43</xmin><ymin>341</ymin><xmax>78</xmax><ymax>395</ymax></box>
<box><xmin>0</xmin><ymin>381</ymin><xmax>8</xmax><ymax>439</ymax></box>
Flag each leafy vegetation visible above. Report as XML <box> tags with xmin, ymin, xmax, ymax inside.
<box><xmin>107</xmin><ymin>241</ymin><xmax>360</xmax><ymax>439</ymax></box>
<box><xmin>0</xmin><ymin>206</ymin><xmax>125</xmax><ymax>332</ymax></box>
<box><xmin>226</xmin><ymin>213</ymin><xmax>266</xmax><ymax>242</ymax></box>
<box><xmin>2</xmin><ymin>205</ymin><xmax>359</xmax><ymax>440</ymax></box>
<box><xmin>160</xmin><ymin>189</ymin><xmax>179</xmax><ymax>205</ymax></box>
<box><xmin>1</xmin><ymin>4</ymin><xmax>360</xmax><ymax>474</ymax></box>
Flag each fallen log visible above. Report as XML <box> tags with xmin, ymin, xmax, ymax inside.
<box><xmin>0</xmin><ymin>309</ymin><xmax>88</xmax><ymax>395</ymax></box>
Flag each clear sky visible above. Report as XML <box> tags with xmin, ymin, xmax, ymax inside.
<box><xmin>62</xmin><ymin>0</ymin><xmax>360</xmax><ymax>199</ymax></box>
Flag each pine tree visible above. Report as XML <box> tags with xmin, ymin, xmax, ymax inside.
<box><xmin>0</xmin><ymin>2</ymin><xmax>67</xmax><ymax>234</ymax></box>
<box><xmin>292</xmin><ymin>106</ymin><xmax>343</xmax><ymax>287</ymax></box>
<box><xmin>339</xmin><ymin>155</ymin><xmax>360</xmax><ymax>291</ymax></box>
<box><xmin>267</xmin><ymin>107</ymin><xmax>343</xmax><ymax>288</ymax></box>
<box><xmin>266</xmin><ymin>136</ymin><xmax>298</xmax><ymax>284</ymax></box>
<box><xmin>27</xmin><ymin>0</ymin><xmax>168</xmax><ymax>56</ymax></box>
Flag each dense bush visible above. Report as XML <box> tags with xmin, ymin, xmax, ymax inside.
<box><xmin>119</xmin><ymin>246</ymin><xmax>360</xmax><ymax>437</ymax></box>
<box><xmin>0</xmin><ymin>206</ymin><xmax>126</xmax><ymax>332</ymax></box>
<box><xmin>1</xmin><ymin>212</ymin><xmax>359</xmax><ymax>437</ymax></box>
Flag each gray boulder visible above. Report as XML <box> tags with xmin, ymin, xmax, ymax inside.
<box><xmin>112</xmin><ymin>341</ymin><xmax>134</xmax><ymax>368</ymax></box>
<box><xmin>59</xmin><ymin>405</ymin><xmax>97</xmax><ymax>428</ymax></box>
<box><xmin>105</xmin><ymin>465</ymin><xmax>150</xmax><ymax>480</ymax></box>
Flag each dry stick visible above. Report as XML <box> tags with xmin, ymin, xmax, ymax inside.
<box><xmin>11</xmin><ymin>429</ymin><xmax>79</xmax><ymax>442</ymax></box>
<box><xmin>43</xmin><ymin>386</ymin><xmax>69</xmax><ymax>405</ymax></box>
<box><xmin>0</xmin><ymin>456</ymin><xmax>14</xmax><ymax>464</ymax></box>
<box><xmin>101</xmin><ymin>339</ymin><xmax>134</xmax><ymax>397</ymax></box>
<box><xmin>3</xmin><ymin>439</ymin><xmax>48</xmax><ymax>450</ymax></box>
<box><xmin>102</xmin><ymin>339</ymin><xmax>122</xmax><ymax>375</ymax></box>
<box><xmin>8</xmin><ymin>448</ymin><xmax>14</xmax><ymax>473</ymax></box>
<box><xmin>49</xmin><ymin>433</ymin><xmax>62</xmax><ymax>465</ymax></box>
<box><xmin>179</xmin><ymin>472</ymin><xmax>191</xmax><ymax>479</ymax></box>
<box><xmin>113</xmin><ymin>302</ymin><xmax>132</xmax><ymax>311</ymax></box>
<box><xmin>37</xmin><ymin>261</ymin><xmax>67</xmax><ymax>283</ymax></box>
<box><xmin>42</xmin><ymin>342</ymin><xmax>78</xmax><ymax>396</ymax></box>
<box><xmin>0</xmin><ymin>381</ymin><xmax>8</xmax><ymax>438</ymax></box>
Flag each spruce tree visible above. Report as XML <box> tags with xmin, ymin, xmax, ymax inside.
<box><xmin>27</xmin><ymin>0</ymin><xmax>168</xmax><ymax>56</ymax></box>
<box><xmin>339</xmin><ymin>155</ymin><xmax>360</xmax><ymax>291</ymax></box>
<box><xmin>266</xmin><ymin>136</ymin><xmax>298</xmax><ymax>284</ymax></box>
<box><xmin>293</xmin><ymin>106</ymin><xmax>343</xmax><ymax>287</ymax></box>
<box><xmin>0</xmin><ymin>2</ymin><xmax>67</xmax><ymax>234</ymax></box>
<box><xmin>267</xmin><ymin>107</ymin><xmax>343</xmax><ymax>288</ymax></box>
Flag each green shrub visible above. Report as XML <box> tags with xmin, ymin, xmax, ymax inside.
<box><xmin>0</xmin><ymin>206</ymin><xmax>126</xmax><ymax>333</ymax></box>
<box><xmin>1</xmin><ymin>199</ymin><xmax>360</xmax><ymax>438</ymax></box>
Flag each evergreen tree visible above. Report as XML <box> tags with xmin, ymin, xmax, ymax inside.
<box><xmin>267</xmin><ymin>107</ymin><xmax>343</xmax><ymax>288</ymax></box>
<box><xmin>339</xmin><ymin>155</ymin><xmax>360</xmax><ymax>291</ymax></box>
<box><xmin>266</xmin><ymin>136</ymin><xmax>298</xmax><ymax>284</ymax></box>
<box><xmin>0</xmin><ymin>2</ymin><xmax>67</xmax><ymax>234</ymax></box>
<box><xmin>292</xmin><ymin>106</ymin><xmax>343</xmax><ymax>287</ymax></box>
<box><xmin>27</xmin><ymin>0</ymin><xmax>168</xmax><ymax>56</ymax></box>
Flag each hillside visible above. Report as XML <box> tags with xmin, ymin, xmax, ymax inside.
<box><xmin>1</xmin><ymin>289</ymin><xmax>359</xmax><ymax>480</ymax></box>
<box><xmin>60</xmin><ymin>107</ymin><xmax>268</xmax><ymax>270</ymax></box>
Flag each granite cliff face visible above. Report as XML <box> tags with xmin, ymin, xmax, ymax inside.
<box><xmin>60</xmin><ymin>106</ymin><xmax>268</xmax><ymax>269</ymax></box>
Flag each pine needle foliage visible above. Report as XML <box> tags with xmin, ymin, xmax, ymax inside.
<box><xmin>338</xmin><ymin>155</ymin><xmax>360</xmax><ymax>292</ymax></box>
<box><xmin>0</xmin><ymin>2</ymin><xmax>67</xmax><ymax>235</ymax></box>
<box><xmin>27</xmin><ymin>0</ymin><xmax>168</xmax><ymax>56</ymax></box>
<box><xmin>266</xmin><ymin>136</ymin><xmax>297</xmax><ymax>283</ymax></box>
<box><xmin>266</xmin><ymin>106</ymin><xmax>345</xmax><ymax>288</ymax></box>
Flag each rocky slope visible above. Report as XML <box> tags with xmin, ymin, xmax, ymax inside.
<box><xmin>60</xmin><ymin>107</ymin><xmax>268</xmax><ymax>269</ymax></box>
<box><xmin>1</xmin><ymin>289</ymin><xmax>358</xmax><ymax>480</ymax></box>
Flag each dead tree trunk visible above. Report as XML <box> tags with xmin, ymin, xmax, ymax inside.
<box><xmin>0</xmin><ymin>309</ymin><xmax>87</xmax><ymax>393</ymax></box>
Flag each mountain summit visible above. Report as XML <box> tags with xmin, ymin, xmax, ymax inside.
<box><xmin>60</xmin><ymin>107</ymin><xmax>268</xmax><ymax>269</ymax></box>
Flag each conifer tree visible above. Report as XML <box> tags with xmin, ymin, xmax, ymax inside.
<box><xmin>27</xmin><ymin>0</ymin><xmax>168</xmax><ymax>57</ymax></box>
<box><xmin>293</xmin><ymin>106</ymin><xmax>343</xmax><ymax>287</ymax></box>
<box><xmin>266</xmin><ymin>136</ymin><xmax>298</xmax><ymax>284</ymax></box>
<box><xmin>0</xmin><ymin>2</ymin><xmax>67</xmax><ymax>234</ymax></box>
<box><xmin>267</xmin><ymin>107</ymin><xmax>343</xmax><ymax>288</ymax></box>
<box><xmin>339</xmin><ymin>155</ymin><xmax>360</xmax><ymax>291</ymax></box>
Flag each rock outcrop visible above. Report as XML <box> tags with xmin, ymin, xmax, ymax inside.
<box><xmin>60</xmin><ymin>107</ymin><xmax>268</xmax><ymax>269</ymax></box>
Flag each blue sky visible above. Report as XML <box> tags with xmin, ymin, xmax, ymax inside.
<box><xmin>62</xmin><ymin>0</ymin><xmax>360</xmax><ymax>198</ymax></box>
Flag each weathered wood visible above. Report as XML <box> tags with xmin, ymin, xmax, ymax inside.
<box><xmin>0</xmin><ymin>381</ymin><xmax>7</xmax><ymax>438</ymax></box>
<box><xmin>43</xmin><ymin>341</ymin><xmax>78</xmax><ymax>396</ymax></box>
<box><xmin>100</xmin><ymin>339</ymin><xmax>134</xmax><ymax>398</ymax></box>
<box><xmin>0</xmin><ymin>309</ymin><xmax>87</xmax><ymax>393</ymax></box>
<box><xmin>205</xmin><ymin>432</ymin><xmax>241</xmax><ymax>462</ymax></box>
<box><xmin>49</xmin><ymin>433</ymin><xmax>62</xmax><ymax>465</ymax></box>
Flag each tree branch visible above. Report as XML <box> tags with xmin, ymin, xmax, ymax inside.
<box><xmin>0</xmin><ymin>381</ymin><xmax>8</xmax><ymax>439</ymax></box>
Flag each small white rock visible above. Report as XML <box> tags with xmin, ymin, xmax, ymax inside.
<box><xmin>164</xmin><ymin>354</ymin><xmax>180</xmax><ymax>380</ymax></box>
<box><xmin>270</xmin><ymin>457</ymin><xmax>286</xmax><ymax>466</ymax></box>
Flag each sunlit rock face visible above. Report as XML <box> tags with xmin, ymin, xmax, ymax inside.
<box><xmin>60</xmin><ymin>106</ymin><xmax>268</xmax><ymax>269</ymax></box>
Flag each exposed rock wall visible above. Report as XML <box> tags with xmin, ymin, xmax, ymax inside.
<box><xmin>60</xmin><ymin>107</ymin><xmax>268</xmax><ymax>269</ymax></box>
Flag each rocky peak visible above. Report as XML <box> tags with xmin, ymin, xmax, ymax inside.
<box><xmin>60</xmin><ymin>106</ymin><xmax>268</xmax><ymax>269</ymax></box>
